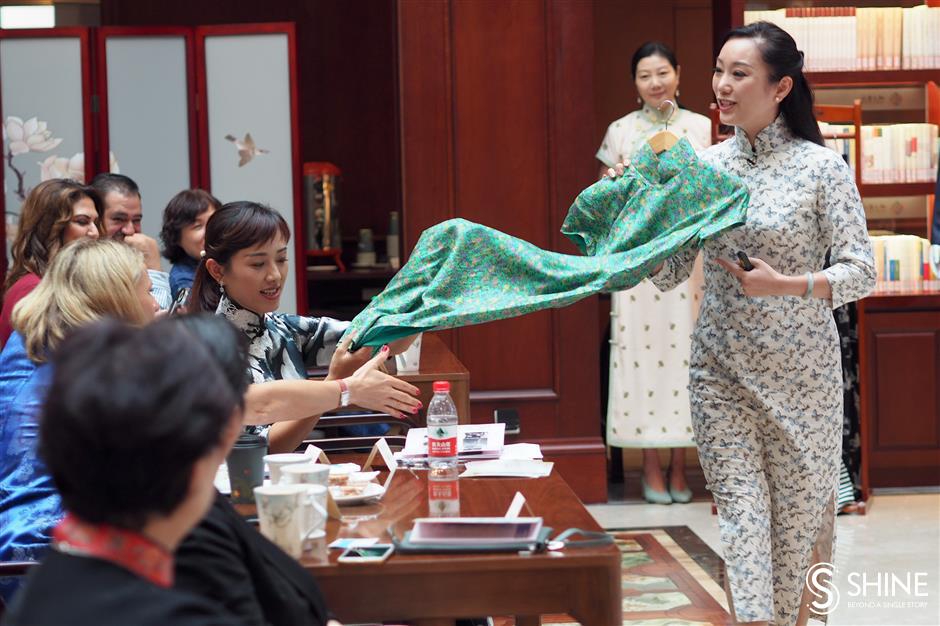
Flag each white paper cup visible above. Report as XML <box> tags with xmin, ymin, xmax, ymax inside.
<box><xmin>254</xmin><ymin>484</ymin><xmax>307</xmax><ymax>558</ymax></box>
<box><xmin>264</xmin><ymin>453</ymin><xmax>312</xmax><ymax>484</ymax></box>
<box><xmin>282</xmin><ymin>462</ymin><xmax>331</xmax><ymax>488</ymax></box>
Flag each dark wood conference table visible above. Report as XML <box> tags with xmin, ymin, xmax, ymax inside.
<box><xmin>297</xmin><ymin>468</ymin><xmax>621</xmax><ymax>625</ymax></box>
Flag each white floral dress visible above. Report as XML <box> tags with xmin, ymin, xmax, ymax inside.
<box><xmin>598</xmin><ymin>104</ymin><xmax>711</xmax><ymax>448</ymax></box>
<box><xmin>651</xmin><ymin>116</ymin><xmax>875</xmax><ymax>624</ymax></box>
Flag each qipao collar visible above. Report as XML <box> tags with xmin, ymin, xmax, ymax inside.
<box><xmin>53</xmin><ymin>513</ymin><xmax>173</xmax><ymax>588</ymax></box>
<box><xmin>632</xmin><ymin>136</ymin><xmax>697</xmax><ymax>185</ymax></box>
<box><xmin>640</xmin><ymin>102</ymin><xmax>680</xmax><ymax>125</ymax></box>
<box><xmin>733</xmin><ymin>114</ymin><xmax>793</xmax><ymax>162</ymax></box>
<box><xmin>217</xmin><ymin>294</ymin><xmax>266</xmax><ymax>339</ymax></box>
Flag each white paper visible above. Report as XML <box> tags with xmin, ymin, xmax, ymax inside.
<box><xmin>500</xmin><ymin>443</ymin><xmax>543</xmax><ymax>460</ymax></box>
<box><xmin>460</xmin><ymin>458</ymin><xmax>554</xmax><ymax>479</ymax></box>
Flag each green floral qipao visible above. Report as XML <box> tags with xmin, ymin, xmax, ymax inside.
<box><xmin>346</xmin><ymin>138</ymin><xmax>749</xmax><ymax>350</ymax></box>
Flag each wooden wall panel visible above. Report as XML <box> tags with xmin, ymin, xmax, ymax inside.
<box><xmin>859</xmin><ymin>298</ymin><xmax>940</xmax><ymax>490</ymax></box>
<box><xmin>399</xmin><ymin>0</ymin><xmax>605</xmax><ymax>502</ymax></box>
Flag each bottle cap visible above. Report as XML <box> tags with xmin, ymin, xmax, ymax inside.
<box><xmin>432</xmin><ymin>381</ymin><xmax>451</xmax><ymax>393</ymax></box>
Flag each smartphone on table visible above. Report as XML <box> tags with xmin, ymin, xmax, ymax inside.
<box><xmin>337</xmin><ymin>544</ymin><xmax>394</xmax><ymax>564</ymax></box>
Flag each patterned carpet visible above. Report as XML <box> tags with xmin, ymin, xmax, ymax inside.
<box><xmin>495</xmin><ymin>526</ymin><xmax>731</xmax><ymax>626</ymax></box>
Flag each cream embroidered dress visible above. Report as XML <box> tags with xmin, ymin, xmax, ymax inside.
<box><xmin>651</xmin><ymin>116</ymin><xmax>875</xmax><ymax>624</ymax></box>
<box><xmin>597</xmin><ymin>104</ymin><xmax>711</xmax><ymax>449</ymax></box>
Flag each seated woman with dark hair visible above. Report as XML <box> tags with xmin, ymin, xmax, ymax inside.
<box><xmin>190</xmin><ymin>200</ymin><xmax>420</xmax><ymax>453</ymax></box>
<box><xmin>0</xmin><ymin>238</ymin><xmax>158</xmax><ymax>602</ymax></box>
<box><xmin>0</xmin><ymin>179</ymin><xmax>104</xmax><ymax>347</ymax></box>
<box><xmin>3</xmin><ymin>317</ymin><xmax>247</xmax><ymax>626</ymax></box>
<box><xmin>159</xmin><ymin>188</ymin><xmax>222</xmax><ymax>300</ymax></box>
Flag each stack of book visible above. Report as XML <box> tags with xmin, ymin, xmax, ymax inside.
<box><xmin>860</xmin><ymin>124</ymin><xmax>939</xmax><ymax>184</ymax></box>
<box><xmin>870</xmin><ymin>234</ymin><xmax>939</xmax><ymax>292</ymax></box>
<box><xmin>744</xmin><ymin>5</ymin><xmax>940</xmax><ymax>71</ymax></box>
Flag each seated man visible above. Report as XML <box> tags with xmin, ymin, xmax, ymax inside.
<box><xmin>4</xmin><ymin>318</ymin><xmax>245</xmax><ymax>625</ymax></box>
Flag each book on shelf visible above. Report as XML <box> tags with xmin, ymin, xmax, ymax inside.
<box><xmin>870</xmin><ymin>234</ymin><xmax>939</xmax><ymax>292</ymax></box>
<box><xmin>860</xmin><ymin>124</ymin><xmax>938</xmax><ymax>184</ymax></box>
<box><xmin>744</xmin><ymin>5</ymin><xmax>940</xmax><ymax>71</ymax></box>
<box><xmin>819</xmin><ymin>121</ymin><xmax>858</xmax><ymax>172</ymax></box>
<box><xmin>819</xmin><ymin>121</ymin><xmax>939</xmax><ymax>186</ymax></box>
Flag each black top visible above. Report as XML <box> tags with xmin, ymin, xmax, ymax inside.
<box><xmin>174</xmin><ymin>493</ymin><xmax>332</xmax><ymax>626</ymax></box>
<box><xmin>3</xmin><ymin>549</ymin><xmax>238</xmax><ymax>626</ymax></box>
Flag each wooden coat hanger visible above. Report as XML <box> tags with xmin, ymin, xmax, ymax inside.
<box><xmin>647</xmin><ymin>99</ymin><xmax>680</xmax><ymax>154</ymax></box>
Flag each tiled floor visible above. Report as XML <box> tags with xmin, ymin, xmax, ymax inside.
<box><xmin>588</xmin><ymin>492</ymin><xmax>940</xmax><ymax>625</ymax></box>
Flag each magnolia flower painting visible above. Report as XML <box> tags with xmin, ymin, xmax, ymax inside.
<box><xmin>4</xmin><ymin>114</ymin><xmax>120</xmax><ymax>255</ymax></box>
<box><xmin>4</xmin><ymin>115</ymin><xmax>64</xmax><ymax>202</ymax></box>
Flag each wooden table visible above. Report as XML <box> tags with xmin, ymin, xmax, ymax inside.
<box><xmin>298</xmin><ymin>469</ymin><xmax>621</xmax><ymax>625</ymax></box>
<box><xmin>396</xmin><ymin>333</ymin><xmax>470</xmax><ymax>423</ymax></box>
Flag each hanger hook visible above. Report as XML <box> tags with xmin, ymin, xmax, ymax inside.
<box><xmin>658</xmin><ymin>99</ymin><xmax>676</xmax><ymax>130</ymax></box>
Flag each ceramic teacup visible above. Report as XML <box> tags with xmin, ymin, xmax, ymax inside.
<box><xmin>264</xmin><ymin>452</ymin><xmax>312</xmax><ymax>484</ymax></box>
<box><xmin>254</xmin><ymin>484</ymin><xmax>308</xmax><ymax>558</ymax></box>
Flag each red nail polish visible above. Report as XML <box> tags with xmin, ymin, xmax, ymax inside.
<box><xmin>382</xmin><ymin>345</ymin><xmax>389</xmax><ymax>352</ymax></box>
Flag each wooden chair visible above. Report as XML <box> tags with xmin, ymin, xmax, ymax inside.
<box><xmin>814</xmin><ymin>99</ymin><xmax>863</xmax><ymax>191</ymax></box>
<box><xmin>299</xmin><ymin>411</ymin><xmax>420</xmax><ymax>454</ymax></box>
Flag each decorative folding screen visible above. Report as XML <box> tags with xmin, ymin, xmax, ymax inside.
<box><xmin>0</xmin><ymin>23</ymin><xmax>303</xmax><ymax>313</ymax></box>
<box><xmin>97</xmin><ymin>27</ymin><xmax>197</xmax><ymax>263</ymax></box>
<box><xmin>0</xmin><ymin>28</ymin><xmax>93</xmax><ymax>271</ymax></box>
<box><xmin>197</xmin><ymin>24</ymin><xmax>303</xmax><ymax>314</ymax></box>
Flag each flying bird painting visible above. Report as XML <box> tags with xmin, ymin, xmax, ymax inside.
<box><xmin>224</xmin><ymin>132</ymin><xmax>270</xmax><ymax>167</ymax></box>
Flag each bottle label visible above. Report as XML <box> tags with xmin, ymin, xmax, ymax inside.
<box><xmin>428</xmin><ymin>424</ymin><xmax>457</xmax><ymax>457</ymax></box>
<box><xmin>428</xmin><ymin>479</ymin><xmax>460</xmax><ymax>517</ymax></box>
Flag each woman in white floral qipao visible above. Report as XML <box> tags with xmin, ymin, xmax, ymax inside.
<box><xmin>611</xmin><ymin>21</ymin><xmax>874</xmax><ymax>626</ymax></box>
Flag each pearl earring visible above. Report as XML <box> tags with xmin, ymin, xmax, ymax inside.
<box><xmin>637</xmin><ymin>97</ymin><xmax>642</xmax><ymax>105</ymax></box>
<box><xmin>676</xmin><ymin>89</ymin><xmax>680</xmax><ymax>98</ymax></box>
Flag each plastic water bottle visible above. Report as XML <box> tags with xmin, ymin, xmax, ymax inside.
<box><xmin>426</xmin><ymin>380</ymin><xmax>458</xmax><ymax>470</ymax></box>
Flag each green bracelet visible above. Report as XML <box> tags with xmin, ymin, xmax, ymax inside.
<box><xmin>803</xmin><ymin>272</ymin><xmax>814</xmax><ymax>299</ymax></box>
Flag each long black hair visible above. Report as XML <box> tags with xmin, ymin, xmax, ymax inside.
<box><xmin>189</xmin><ymin>201</ymin><xmax>291</xmax><ymax>313</ymax></box>
<box><xmin>722</xmin><ymin>21</ymin><xmax>824</xmax><ymax>146</ymax></box>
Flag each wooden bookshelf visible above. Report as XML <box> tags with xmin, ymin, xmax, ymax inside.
<box><xmin>807</xmin><ymin>70</ymin><xmax>940</xmax><ymax>85</ymax></box>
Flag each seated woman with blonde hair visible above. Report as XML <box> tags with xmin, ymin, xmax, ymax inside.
<box><xmin>0</xmin><ymin>179</ymin><xmax>104</xmax><ymax>348</ymax></box>
<box><xmin>0</xmin><ymin>237</ymin><xmax>159</xmax><ymax>602</ymax></box>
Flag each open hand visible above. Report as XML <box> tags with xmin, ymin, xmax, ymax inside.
<box><xmin>345</xmin><ymin>345</ymin><xmax>421</xmax><ymax>419</ymax></box>
<box><xmin>714</xmin><ymin>256</ymin><xmax>787</xmax><ymax>297</ymax></box>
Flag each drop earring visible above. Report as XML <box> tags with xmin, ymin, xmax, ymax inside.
<box><xmin>219</xmin><ymin>280</ymin><xmax>226</xmax><ymax>296</ymax></box>
<box><xmin>675</xmin><ymin>89</ymin><xmax>680</xmax><ymax>98</ymax></box>
<box><xmin>637</xmin><ymin>97</ymin><xmax>642</xmax><ymax>106</ymax></box>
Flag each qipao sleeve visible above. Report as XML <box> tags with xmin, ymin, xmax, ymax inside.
<box><xmin>279</xmin><ymin>314</ymin><xmax>351</xmax><ymax>369</ymax></box>
<box><xmin>817</xmin><ymin>154</ymin><xmax>876</xmax><ymax>309</ymax></box>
